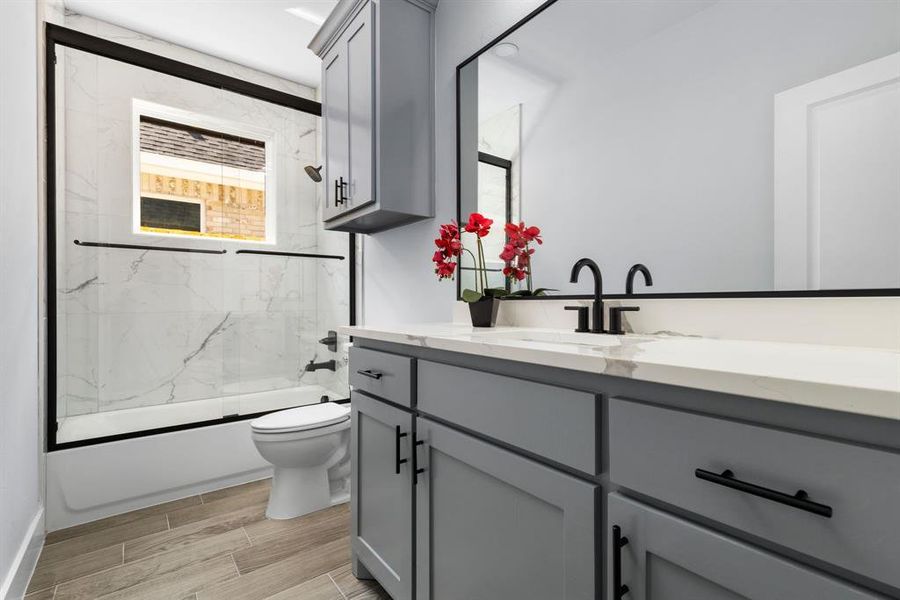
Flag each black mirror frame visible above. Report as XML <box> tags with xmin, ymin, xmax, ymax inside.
<box><xmin>454</xmin><ymin>0</ymin><xmax>900</xmax><ymax>302</ymax></box>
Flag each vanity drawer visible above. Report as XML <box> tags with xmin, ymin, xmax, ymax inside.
<box><xmin>609</xmin><ymin>397</ymin><xmax>900</xmax><ymax>589</ymax></box>
<box><xmin>417</xmin><ymin>361</ymin><xmax>599</xmax><ymax>475</ymax></box>
<box><xmin>349</xmin><ymin>346</ymin><xmax>414</xmax><ymax>407</ymax></box>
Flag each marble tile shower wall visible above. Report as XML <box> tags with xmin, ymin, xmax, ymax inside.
<box><xmin>56</xmin><ymin>26</ymin><xmax>347</xmax><ymax>419</ymax></box>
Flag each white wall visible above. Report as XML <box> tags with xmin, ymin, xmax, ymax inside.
<box><xmin>361</xmin><ymin>0</ymin><xmax>544</xmax><ymax>325</ymax></box>
<box><xmin>0</xmin><ymin>1</ymin><xmax>44</xmax><ymax>597</ymax></box>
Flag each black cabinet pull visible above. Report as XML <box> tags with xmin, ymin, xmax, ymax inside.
<box><xmin>695</xmin><ymin>468</ymin><xmax>832</xmax><ymax>518</ymax></box>
<box><xmin>612</xmin><ymin>525</ymin><xmax>630</xmax><ymax>599</ymax></box>
<box><xmin>336</xmin><ymin>177</ymin><xmax>348</xmax><ymax>205</ymax></box>
<box><xmin>356</xmin><ymin>369</ymin><xmax>383</xmax><ymax>380</ymax></box>
<box><xmin>413</xmin><ymin>433</ymin><xmax>425</xmax><ymax>485</ymax></box>
<box><xmin>394</xmin><ymin>426</ymin><xmax>408</xmax><ymax>474</ymax></box>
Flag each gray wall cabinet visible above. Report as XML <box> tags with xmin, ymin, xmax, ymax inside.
<box><xmin>351</xmin><ymin>391</ymin><xmax>414</xmax><ymax>600</ymax></box>
<box><xmin>310</xmin><ymin>0</ymin><xmax>436</xmax><ymax>233</ymax></box>
<box><xmin>415</xmin><ymin>417</ymin><xmax>598</xmax><ymax>600</ymax></box>
<box><xmin>349</xmin><ymin>340</ymin><xmax>900</xmax><ymax>599</ymax></box>
<box><xmin>608</xmin><ymin>493</ymin><xmax>882</xmax><ymax>600</ymax></box>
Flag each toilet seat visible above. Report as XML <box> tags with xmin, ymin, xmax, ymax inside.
<box><xmin>250</xmin><ymin>402</ymin><xmax>350</xmax><ymax>434</ymax></box>
<box><xmin>251</xmin><ymin>418</ymin><xmax>350</xmax><ymax>443</ymax></box>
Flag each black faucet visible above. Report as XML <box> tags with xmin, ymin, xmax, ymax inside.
<box><xmin>608</xmin><ymin>306</ymin><xmax>639</xmax><ymax>335</ymax></box>
<box><xmin>305</xmin><ymin>358</ymin><xmax>336</xmax><ymax>372</ymax></box>
<box><xmin>609</xmin><ymin>264</ymin><xmax>654</xmax><ymax>335</ymax></box>
<box><xmin>625</xmin><ymin>263</ymin><xmax>653</xmax><ymax>295</ymax></box>
<box><xmin>569</xmin><ymin>258</ymin><xmax>605</xmax><ymax>333</ymax></box>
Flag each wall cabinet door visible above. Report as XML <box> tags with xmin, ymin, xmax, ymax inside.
<box><xmin>345</xmin><ymin>2</ymin><xmax>374</xmax><ymax>214</ymax></box>
<box><xmin>608</xmin><ymin>493</ymin><xmax>882</xmax><ymax>600</ymax></box>
<box><xmin>352</xmin><ymin>392</ymin><xmax>413</xmax><ymax>600</ymax></box>
<box><xmin>415</xmin><ymin>417</ymin><xmax>597</xmax><ymax>600</ymax></box>
<box><xmin>322</xmin><ymin>3</ymin><xmax>374</xmax><ymax>222</ymax></box>
<box><xmin>322</xmin><ymin>41</ymin><xmax>349</xmax><ymax>222</ymax></box>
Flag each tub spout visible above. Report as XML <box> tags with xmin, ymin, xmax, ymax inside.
<box><xmin>305</xmin><ymin>359</ymin><xmax>336</xmax><ymax>372</ymax></box>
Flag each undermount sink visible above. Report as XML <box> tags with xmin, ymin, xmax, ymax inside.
<box><xmin>469</xmin><ymin>328</ymin><xmax>626</xmax><ymax>347</ymax></box>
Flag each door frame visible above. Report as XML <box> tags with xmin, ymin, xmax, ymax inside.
<box><xmin>773</xmin><ymin>51</ymin><xmax>900</xmax><ymax>290</ymax></box>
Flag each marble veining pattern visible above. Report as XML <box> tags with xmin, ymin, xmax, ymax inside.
<box><xmin>55</xmin><ymin>15</ymin><xmax>350</xmax><ymax>421</ymax></box>
<box><xmin>341</xmin><ymin>324</ymin><xmax>900</xmax><ymax>421</ymax></box>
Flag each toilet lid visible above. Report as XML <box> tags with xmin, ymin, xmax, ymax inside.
<box><xmin>250</xmin><ymin>403</ymin><xmax>350</xmax><ymax>433</ymax></box>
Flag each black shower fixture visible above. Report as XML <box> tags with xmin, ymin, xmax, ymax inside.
<box><xmin>305</xmin><ymin>165</ymin><xmax>323</xmax><ymax>183</ymax></box>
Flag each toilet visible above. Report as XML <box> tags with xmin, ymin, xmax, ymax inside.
<box><xmin>251</xmin><ymin>402</ymin><xmax>351</xmax><ymax>520</ymax></box>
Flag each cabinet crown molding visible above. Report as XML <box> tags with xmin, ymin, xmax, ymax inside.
<box><xmin>309</xmin><ymin>0</ymin><xmax>438</xmax><ymax>57</ymax></box>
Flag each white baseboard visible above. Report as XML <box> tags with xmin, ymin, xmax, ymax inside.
<box><xmin>0</xmin><ymin>507</ymin><xmax>45</xmax><ymax>600</ymax></box>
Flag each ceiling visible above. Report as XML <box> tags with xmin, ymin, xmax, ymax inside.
<box><xmin>64</xmin><ymin>0</ymin><xmax>338</xmax><ymax>88</ymax></box>
<box><xmin>478</xmin><ymin>0</ymin><xmax>717</xmax><ymax>122</ymax></box>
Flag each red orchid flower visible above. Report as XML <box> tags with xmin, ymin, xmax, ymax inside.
<box><xmin>464</xmin><ymin>213</ymin><xmax>493</xmax><ymax>238</ymax></box>
<box><xmin>522</xmin><ymin>225</ymin><xmax>542</xmax><ymax>244</ymax></box>
<box><xmin>502</xmin><ymin>265</ymin><xmax>527</xmax><ymax>281</ymax></box>
<box><xmin>500</xmin><ymin>220</ymin><xmax>542</xmax><ymax>286</ymax></box>
<box><xmin>505</xmin><ymin>222</ymin><xmax>542</xmax><ymax>245</ymax></box>
<box><xmin>499</xmin><ymin>243</ymin><xmax>517</xmax><ymax>262</ymax></box>
<box><xmin>435</xmin><ymin>260</ymin><xmax>456</xmax><ymax>280</ymax></box>
<box><xmin>432</xmin><ymin>220</ymin><xmax>463</xmax><ymax>281</ymax></box>
<box><xmin>434</xmin><ymin>220</ymin><xmax>462</xmax><ymax>261</ymax></box>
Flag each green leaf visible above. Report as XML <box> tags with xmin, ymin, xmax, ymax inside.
<box><xmin>532</xmin><ymin>288</ymin><xmax>557</xmax><ymax>296</ymax></box>
<box><xmin>484</xmin><ymin>287</ymin><xmax>509</xmax><ymax>298</ymax></box>
<box><xmin>461</xmin><ymin>288</ymin><xmax>484</xmax><ymax>303</ymax></box>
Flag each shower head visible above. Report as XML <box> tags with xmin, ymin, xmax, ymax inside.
<box><xmin>304</xmin><ymin>165</ymin><xmax>323</xmax><ymax>183</ymax></box>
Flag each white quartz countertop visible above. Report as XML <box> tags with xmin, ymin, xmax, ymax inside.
<box><xmin>340</xmin><ymin>324</ymin><xmax>900</xmax><ymax>421</ymax></box>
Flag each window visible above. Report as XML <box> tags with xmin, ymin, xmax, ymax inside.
<box><xmin>133</xmin><ymin>101</ymin><xmax>277</xmax><ymax>243</ymax></box>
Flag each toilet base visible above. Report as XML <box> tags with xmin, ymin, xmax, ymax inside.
<box><xmin>266</xmin><ymin>465</ymin><xmax>331</xmax><ymax>520</ymax></box>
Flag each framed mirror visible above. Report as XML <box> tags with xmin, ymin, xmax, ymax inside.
<box><xmin>457</xmin><ymin>0</ymin><xmax>900</xmax><ymax>299</ymax></box>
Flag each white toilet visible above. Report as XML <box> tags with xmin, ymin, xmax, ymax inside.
<box><xmin>250</xmin><ymin>402</ymin><xmax>351</xmax><ymax>520</ymax></box>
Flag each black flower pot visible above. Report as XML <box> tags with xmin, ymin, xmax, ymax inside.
<box><xmin>468</xmin><ymin>296</ymin><xmax>500</xmax><ymax>327</ymax></box>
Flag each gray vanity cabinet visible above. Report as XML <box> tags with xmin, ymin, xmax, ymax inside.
<box><xmin>351</xmin><ymin>392</ymin><xmax>414</xmax><ymax>600</ymax></box>
<box><xmin>608</xmin><ymin>493</ymin><xmax>882</xmax><ymax>600</ymax></box>
<box><xmin>310</xmin><ymin>0</ymin><xmax>436</xmax><ymax>233</ymax></box>
<box><xmin>414</xmin><ymin>417</ymin><xmax>598</xmax><ymax>600</ymax></box>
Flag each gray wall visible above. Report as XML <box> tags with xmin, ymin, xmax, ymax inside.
<box><xmin>0</xmin><ymin>0</ymin><xmax>43</xmax><ymax>595</ymax></box>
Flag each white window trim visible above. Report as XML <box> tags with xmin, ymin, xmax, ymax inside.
<box><xmin>132</xmin><ymin>99</ymin><xmax>278</xmax><ymax>245</ymax></box>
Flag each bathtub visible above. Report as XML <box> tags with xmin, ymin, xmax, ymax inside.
<box><xmin>57</xmin><ymin>384</ymin><xmax>346</xmax><ymax>444</ymax></box>
<box><xmin>47</xmin><ymin>384</ymin><xmax>349</xmax><ymax>531</ymax></box>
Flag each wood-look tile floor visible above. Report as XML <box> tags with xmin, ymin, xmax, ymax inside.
<box><xmin>26</xmin><ymin>479</ymin><xmax>389</xmax><ymax>600</ymax></box>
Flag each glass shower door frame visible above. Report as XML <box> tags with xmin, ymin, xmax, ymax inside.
<box><xmin>45</xmin><ymin>23</ymin><xmax>357</xmax><ymax>451</ymax></box>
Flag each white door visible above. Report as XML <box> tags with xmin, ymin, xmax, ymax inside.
<box><xmin>774</xmin><ymin>52</ymin><xmax>900</xmax><ymax>290</ymax></box>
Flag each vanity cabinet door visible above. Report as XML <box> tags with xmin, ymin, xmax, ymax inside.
<box><xmin>608</xmin><ymin>493</ymin><xmax>883</xmax><ymax>600</ymax></box>
<box><xmin>352</xmin><ymin>392</ymin><xmax>413</xmax><ymax>600</ymax></box>
<box><xmin>415</xmin><ymin>417</ymin><xmax>597</xmax><ymax>600</ymax></box>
